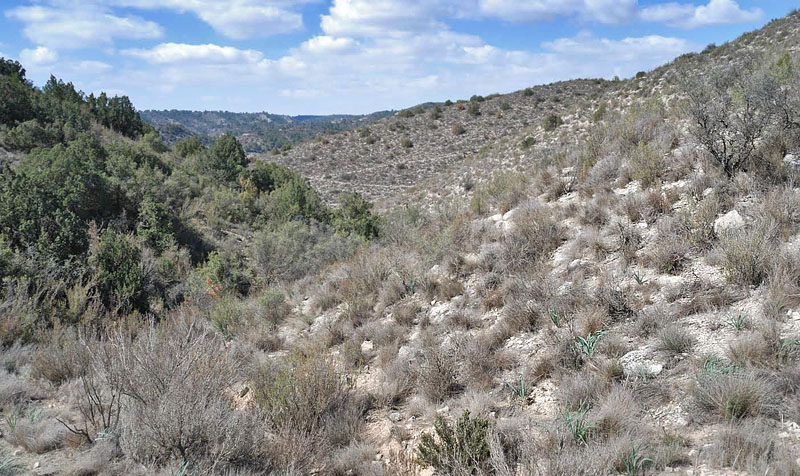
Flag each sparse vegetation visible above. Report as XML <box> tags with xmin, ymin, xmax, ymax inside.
<box><xmin>3</xmin><ymin>13</ymin><xmax>800</xmax><ymax>475</ymax></box>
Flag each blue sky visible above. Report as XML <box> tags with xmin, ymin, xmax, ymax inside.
<box><xmin>0</xmin><ymin>1</ymin><xmax>795</xmax><ymax>114</ymax></box>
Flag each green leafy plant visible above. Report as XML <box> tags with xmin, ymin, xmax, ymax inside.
<box><xmin>504</xmin><ymin>376</ymin><xmax>529</xmax><ymax>402</ymax></box>
<box><xmin>170</xmin><ymin>461</ymin><xmax>195</xmax><ymax>476</ymax></box>
<box><xmin>632</xmin><ymin>272</ymin><xmax>647</xmax><ymax>285</ymax></box>
<box><xmin>575</xmin><ymin>330</ymin><xmax>606</xmax><ymax>357</ymax></box>
<box><xmin>0</xmin><ymin>450</ymin><xmax>21</xmax><ymax>476</ymax></box>
<box><xmin>702</xmin><ymin>356</ymin><xmax>737</xmax><ymax>377</ymax></box>
<box><xmin>560</xmin><ymin>405</ymin><xmax>594</xmax><ymax>444</ymax></box>
<box><xmin>543</xmin><ymin>113</ymin><xmax>563</xmax><ymax>131</ymax></box>
<box><xmin>417</xmin><ymin>410</ymin><xmax>491</xmax><ymax>473</ymax></box>
<box><xmin>619</xmin><ymin>445</ymin><xmax>654</xmax><ymax>476</ymax></box>
<box><xmin>548</xmin><ymin>309</ymin><xmax>562</xmax><ymax>327</ymax></box>
<box><xmin>728</xmin><ymin>313</ymin><xmax>748</xmax><ymax>331</ymax></box>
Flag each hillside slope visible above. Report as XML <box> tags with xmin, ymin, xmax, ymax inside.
<box><xmin>142</xmin><ymin>109</ymin><xmax>393</xmax><ymax>153</ymax></box>
<box><xmin>1</xmin><ymin>9</ymin><xmax>800</xmax><ymax>476</ymax></box>
<box><xmin>263</xmin><ymin>10</ymin><xmax>800</xmax><ymax>209</ymax></box>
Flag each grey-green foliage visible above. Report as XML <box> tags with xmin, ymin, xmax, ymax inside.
<box><xmin>417</xmin><ymin>410</ymin><xmax>491</xmax><ymax>474</ymax></box>
<box><xmin>251</xmin><ymin>221</ymin><xmax>364</xmax><ymax>283</ymax></box>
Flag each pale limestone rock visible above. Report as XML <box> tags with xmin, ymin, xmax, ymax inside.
<box><xmin>713</xmin><ymin>209</ymin><xmax>744</xmax><ymax>235</ymax></box>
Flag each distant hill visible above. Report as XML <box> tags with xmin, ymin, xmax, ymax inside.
<box><xmin>141</xmin><ymin>109</ymin><xmax>393</xmax><ymax>153</ymax></box>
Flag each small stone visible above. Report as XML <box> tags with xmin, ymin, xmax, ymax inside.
<box><xmin>713</xmin><ymin>209</ymin><xmax>744</xmax><ymax>235</ymax></box>
<box><xmin>647</xmin><ymin>363</ymin><xmax>664</xmax><ymax>376</ymax></box>
<box><xmin>34</xmin><ymin>462</ymin><xmax>40</xmax><ymax>469</ymax></box>
<box><xmin>361</xmin><ymin>340</ymin><xmax>374</xmax><ymax>353</ymax></box>
<box><xmin>389</xmin><ymin>412</ymin><xmax>403</xmax><ymax>422</ymax></box>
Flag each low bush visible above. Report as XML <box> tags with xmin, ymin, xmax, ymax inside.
<box><xmin>717</xmin><ymin>224</ymin><xmax>777</xmax><ymax>286</ymax></box>
<box><xmin>417</xmin><ymin>410</ymin><xmax>491</xmax><ymax>475</ymax></box>
<box><xmin>693</xmin><ymin>371</ymin><xmax>778</xmax><ymax>421</ymax></box>
<box><xmin>543</xmin><ymin>114</ymin><xmax>563</xmax><ymax>131</ymax></box>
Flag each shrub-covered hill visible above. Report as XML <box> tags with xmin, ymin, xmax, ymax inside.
<box><xmin>263</xmin><ymin>10</ymin><xmax>800</xmax><ymax>209</ymax></box>
<box><xmin>1</xmin><ymin>9</ymin><xmax>800</xmax><ymax>476</ymax></box>
<box><xmin>0</xmin><ymin>58</ymin><xmax>381</xmax><ymax>324</ymax></box>
<box><xmin>141</xmin><ymin>109</ymin><xmax>393</xmax><ymax>153</ymax></box>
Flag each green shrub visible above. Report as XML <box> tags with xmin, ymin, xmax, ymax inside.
<box><xmin>630</xmin><ymin>142</ymin><xmax>664</xmax><ymax>188</ymax></box>
<box><xmin>252</xmin><ymin>350</ymin><xmax>352</xmax><ymax>432</ymax></box>
<box><xmin>251</xmin><ymin>221</ymin><xmax>363</xmax><ymax>283</ymax></box>
<box><xmin>718</xmin><ymin>225</ymin><xmax>775</xmax><ymax>286</ymax></box>
<box><xmin>0</xmin><ymin>134</ymin><xmax>113</xmax><ymax>260</ymax></box>
<box><xmin>142</xmin><ymin>130</ymin><xmax>169</xmax><ymax>153</ymax></box>
<box><xmin>1</xmin><ymin>119</ymin><xmax>58</xmax><ymax>151</ymax></box>
<box><xmin>593</xmin><ymin>103</ymin><xmax>607</xmax><ymax>122</ymax></box>
<box><xmin>417</xmin><ymin>411</ymin><xmax>491</xmax><ymax>473</ymax></box>
<box><xmin>467</xmin><ymin>102</ymin><xmax>481</xmax><ymax>117</ymax></box>
<box><xmin>197</xmin><ymin>133</ymin><xmax>247</xmax><ymax>183</ymax></box>
<box><xmin>0</xmin><ymin>73</ymin><xmax>35</xmax><ymax>127</ymax></box>
<box><xmin>543</xmin><ymin>114</ymin><xmax>563</xmax><ymax>131</ymax></box>
<box><xmin>90</xmin><ymin>229</ymin><xmax>146</xmax><ymax>312</ymax></box>
<box><xmin>264</xmin><ymin>174</ymin><xmax>329</xmax><ymax>224</ymax></box>
<box><xmin>173</xmin><ymin>137</ymin><xmax>204</xmax><ymax>158</ymax></box>
<box><xmin>332</xmin><ymin>192</ymin><xmax>381</xmax><ymax>239</ymax></box>
<box><xmin>520</xmin><ymin>136</ymin><xmax>536</xmax><ymax>149</ymax></box>
<box><xmin>199</xmin><ymin>249</ymin><xmax>251</xmax><ymax>296</ymax></box>
<box><xmin>136</xmin><ymin>199</ymin><xmax>174</xmax><ymax>252</ymax></box>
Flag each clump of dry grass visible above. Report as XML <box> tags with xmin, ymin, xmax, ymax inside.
<box><xmin>502</xmin><ymin>204</ymin><xmax>566</xmax><ymax>274</ymax></box>
<box><xmin>643</xmin><ymin>218</ymin><xmax>690</xmax><ymax>274</ymax></box>
<box><xmin>707</xmin><ymin>420</ymin><xmax>800</xmax><ymax>474</ymax></box>
<box><xmin>633</xmin><ymin>305</ymin><xmax>672</xmax><ymax>337</ymax></box>
<box><xmin>673</xmin><ymin>278</ymin><xmax>746</xmax><ymax>317</ymax></box>
<box><xmin>693</xmin><ymin>371</ymin><xmax>779</xmax><ymax>421</ymax></box>
<box><xmin>31</xmin><ymin>324</ymin><xmax>87</xmax><ymax>385</ymax></box>
<box><xmin>716</xmin><ymin>222</ymin><xmax>778</xmax><ymax>286</ymax></box>
<box><xmin>415</xmin><ymin>331</ymin><xmax>459</xmax><ymax>403</ymax></box>
<box><xmin>392</xmin><ymin>299</ymin><xmax>421</xmax><ymax>326</ymax></box>
<box><xmin>590</xmin><ymin>386</ymin><xmax>639</xmax><ymax>439</ymax></box>
<box><xmin>658</xmin><ymin>325</ymin><xmax>695</xmax><ymax>354</ymax></box>
<box><xmin>763</xmin><ymin>250</ymin><xmax>800</xmax><ymax>319</ymax></box>
<box><xmin>5</xmin><ymin>407</ymin><xmax>70</xmax><ymax>454</ymax></box>
<box><xmin>459</xmin><ymin>335</ymin><xmax>515</xmax><ymax>391</ymax></box>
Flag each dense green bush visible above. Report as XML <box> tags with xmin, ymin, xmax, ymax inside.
<box><xmin>417</xmin><ymin>410</ymin><xmax>491</xmax><ymax>474</ymax></box>
<box><xmin>543</xmin><ymin>113</ymin><xmax>563</xmax><ymax>131</ymax></box>
<box><xmin>90</xmin><ymin>229</ymin><xmax>146</xmax><ymax>312</ymax></box>
<box><xmin>197</xmin><ymin>133</ymin><xmax>248</xmax><ymax>183</ymax></box>
<box><xmin>0</xmin><ymin>134</ymin><xmax>113</xmax><ymax>260</ymax></box>
<box><xmin>136</xmin><ymin>199</ymin><xmax>175</xmax><ymax>252</ymax></box>
<box><xmin>0</xmin><ymin>75</ymin><xmax>34</xmax><ymax>126</ymax></box>
<box><xmin>331</xmin><ymin>192</ymin><xmax>381</xmax><ymax>239</ymax></box>
<box><xmin>0</xmin><ymin>56</ymin><xmax>382</xmax><ymax>335</ymax></box>
<box><xmin>173</xmin><ymin>136</ymin><xmax>205</xmax><ymax>158</ymax></box>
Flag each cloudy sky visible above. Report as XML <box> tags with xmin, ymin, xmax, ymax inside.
<box><xmin>0</xmin><ymin>1</ymin><xmax>794</xmax><ymax>114</ymax></box>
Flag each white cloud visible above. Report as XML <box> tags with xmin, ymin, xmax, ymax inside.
<box><xmin>543</xmin><ymin>31</ymin><xmax>694</xmax><ymax>63</ymax></box>
<box><xmin>110</xmin><ymin>0</ymin><xmax>314</xmax><ymax>39</ymax></box>
<box><xmin>86</xmin><ymin>0</ymin><xmax>700</xmax><ymax>113</ymax></box>
<box><xmin>477</xmin><ymin>0</ymin><xmax>637</xmax><ymax>24</ymax></box>
<box><xmin>5</xmin><ymin>5</ymin><xmax>163</xmax><ymax>49</ymax></box>
<box><xmin>122</xmin><ymin>43</ymin><xmax>265</xmax><ymax>64</ymax></box>
<box><xmin>19</xmin><ymin>46</ymin><xmax>58</xmax><ymax>65</ymax></box>
<box><xmin>321</xmin><ymin>0</ymin><xmax>450</xmax><ymax>37</ymax></box>
<box><xmin>301</xmin><ymin>36</ymin><xmax>358</xmax><ymax>54</ymax></box>
<box><xmin>640</xmin><ymin>0</ymin><xmax>763</xmax><ymax>29</ymax></box>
